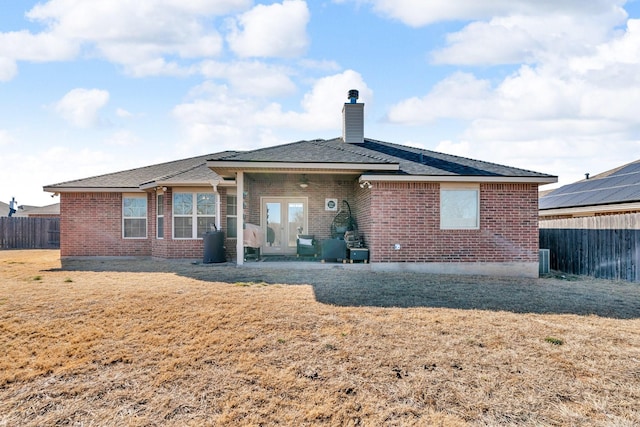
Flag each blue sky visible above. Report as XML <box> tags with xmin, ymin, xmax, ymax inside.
<box><xmin>2</xmin><ymin>0</ymin><xmax>640</xmax><ymax>206</ymax></box>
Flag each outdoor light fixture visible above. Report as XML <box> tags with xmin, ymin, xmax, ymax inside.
<box><xmin>359</xmin><ymin>181</ymin><xmax>372</xmax><ymax>189</ymax></box>
<box><xmin>299</xmin><ymin>175</ymin><xmax>309</xmax><ymax>188</ymax></box>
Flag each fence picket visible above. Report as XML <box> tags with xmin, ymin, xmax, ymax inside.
<box><xmin>540</xmin><ymin>213</ymin><xmax>640</xmax><ymax>282</ymax></box>
<box><xmin>0</xmin><ymin>217</ymin><xmax>60</xmax><ymax>249</ymax></box>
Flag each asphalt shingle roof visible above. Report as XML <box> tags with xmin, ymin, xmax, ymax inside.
<box><xmin>215</xmin><ymin>138</ymin><xmax>555</xmax><ymax>178</ymax></box>
<box><xmin>217</xmin><ymin>139</ymin><xmax>394</xmax><ymax>164</ymax></box>
<box><xmin>539</xmin><ymin>159</ymin><xmax>640</xmax><ymax>210</ymax></box>
<box><xmin>45</xmin><ymin>138</ymin><xmax>554</xmax><ymax>192</ymax></box>
<box><xmin>45</xmin><ymin>152</ymin><xmax>236</xmax><ymax>190</ymax></box>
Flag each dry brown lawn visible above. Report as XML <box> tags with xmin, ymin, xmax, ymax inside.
<box><xmin>1</xmin><ymin>250</ymin><xmax>639</xmax><ymax>426</ymax></box>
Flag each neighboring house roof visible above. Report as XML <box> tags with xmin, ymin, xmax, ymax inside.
<box><xmin>209</xmin><ymin>138</ymin><xmax>556</xmax><ymax>183</ymax></box>
<box><xmin>0</xmin><ymin>201</ymin><xmax>10</xmax><ymax>217</ymax></box>
<box><xmin>44</xmin><ymin>152</ymin><xmax>237</xmax><ymax>192</ymax></box>
<box><xmin>1</xmin><ymin>201</ymin><xmax>60</xmax><ymax>217</ymax></box>
<box><xmin>540</xmin><ymin>159</ymin><xmax>640</xmax><ymax>211</ymax></box>
<box><xmin>14</xmin><ymin>203</ymin><xmax>60</xmax><ymax>217</ymax></box>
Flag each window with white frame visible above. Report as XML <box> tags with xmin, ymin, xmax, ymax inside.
<box><xmin>173</xmin><ymin>192</ymin><xmax>216</xmax><ymax>238</ymax></box>
<box><xmin>440</xmin><ymin>184</ymin><xmax>479</xmax><ymax>230</ymax></box>
<box><xmin>123</xmin><ymin>195</ymin><xmax>147</xmax><ymax>238</ymax></box>
<box><xmin>156</xmin><ymin>193</ymin><xmax>164</xmax><ymax>239</ymax></box>
<box><xmin>226</xmin><ymin>193</ymin><xmax>237</xmax><ymax>238</ymax></box>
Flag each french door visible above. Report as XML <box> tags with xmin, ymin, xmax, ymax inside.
<box><xmin>262</xmin><ymin>197</ymin><xmax>307</xmax><ymax>255</ymax></box>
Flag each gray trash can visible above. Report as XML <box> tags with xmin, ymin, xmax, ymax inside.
<box><xmin>203</xmin><ymin>230</ymin><xmax>225</xmax><ymax>263</ymax></box>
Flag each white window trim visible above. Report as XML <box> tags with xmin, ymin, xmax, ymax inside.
<box><xmin>172</xmin><ymin>191</ymin><xmax>216</xmax><ymax>240</ymax></box>
<box><xmin>156</xmin><ymin>193</ymin><xmax>164</xmax><ymax>240</ymax></box>
<box><xmin>440</xmin><ymin>183</ymin><xmax>480</xmax><ymax>230</ymax></box>
<box><xmin>226</xmin><ymin>189</ymin><xmax>237</xmax><ymax>239</ymax></box>
<box><xmin>122</xmin><ymin>193</ymin><xmax>148</xmax><ymax>239</ymax></box>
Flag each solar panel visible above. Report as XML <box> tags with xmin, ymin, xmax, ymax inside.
<box><xmin>540</xmin><ymin>160</ymin><xmax>640</xmax><ymax>210</ymax></box>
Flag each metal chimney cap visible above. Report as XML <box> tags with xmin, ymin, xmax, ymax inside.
<box><xmin>348</xmin><ymin>89</ymin><xmax>359</xmax><ymax>103</ymax></box>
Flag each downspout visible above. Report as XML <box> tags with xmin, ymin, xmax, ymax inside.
<box><xmin>236</xmin><ymin>171</ymin><xmax>244</xmax><ymax>266</ymax></box>
<box><xmin>210</xmin><ymin>180</ymin><xmax>220</xmax><ymax>231</ymax></box>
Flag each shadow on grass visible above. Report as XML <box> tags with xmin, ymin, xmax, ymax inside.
<box><xmin>58</xmin><ymin>259</ymin><xmax>640</xmax><ymax>319</ymax></box>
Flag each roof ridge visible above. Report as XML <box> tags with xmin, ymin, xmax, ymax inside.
<box><xmin>313</xmin><ymin>138</ymin><xmax>396</xmax><ymax>163</ymax></box>
<box><xmin>222</xmin><ymin>140</ymin><xmax>315</xmax><ymax>160</ymax></box>
<box><xmin>142</xmin><ymin>162</ymin><xmax>210</xmax><ymax>185</ymax></box>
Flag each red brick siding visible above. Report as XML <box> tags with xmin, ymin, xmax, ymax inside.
<box><xmin>60</xmin><ymin>179</ymin><xmax>539</xmax><ymax>265</ymax></box>
<box><xmin>60</xmin><ymin>192</ymin><xmax>151</xmax><ymax>257</ymax></box>
<box><xmin>150</xmin><ymin>187</ymin><xmax>223</xmax><ymax>259</ymax></box>
<box><xmin>62</xmin><ymin>189</ymin><xmax>227</xmax><ymax>260</ymax></box>
<box><xmin>366</xmin><ymin>182</ymin><xmax>539</xmax><ymax>263</ymax></box>
<box><xmin>245</xmin><ymin>174</ymin><xmax>357</xmax><ymax>240</ymax></box>
<box><xmin>354</xmin><ymin>182</ymin><xmax>372</xmax><ymax>247</ymax></box>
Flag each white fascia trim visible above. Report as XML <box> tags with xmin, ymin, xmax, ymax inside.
<box><xmin>207</xmin><ymin>161</ymin><xmax>399</xmax><ymax>171</ymax></box>
<box><xmin>43</xmin><ymin>187</ymin><xmax>143</xmax><ymax>193</ymax></box>
<box><xmin>539</xmin><ymin>201</ymin><xmax>640</xmax><ymax>217</ymax></box>
<box><xmin>359</xmin><ymin>175</ymin><xmax>558</xmax><ymax>184</ymax></box>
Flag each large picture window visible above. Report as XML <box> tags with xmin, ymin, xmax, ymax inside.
<box><xmin>173</xmin><ymin>192</ymin><xmax>216</xmax><ymax>239</ymax></box>
<box><xmin>440</xmin><ymin>185</ymin><xmax>479</xmax><ymax>230</ymax></box>
<box><xmin>123</xmin><ymin>195</ymin><xmax>147</xmax><ymax>238</ymax></box>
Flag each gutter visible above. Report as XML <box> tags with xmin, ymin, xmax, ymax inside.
<box><xmin>359</xmin><ymin>174</ymin><xmax>558</xmax><ymax>185</ymax></box>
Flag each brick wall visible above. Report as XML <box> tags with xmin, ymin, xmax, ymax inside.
<box><xmin>60</xmin><ymin>179</ymin><xmax>539</xmax><ymax>265</ymax></box>
<box><xmin>246</xmin><ymin>174</ymin><xmax>357</xmax><ymax>240</ymax></box>
<box><xmin>60</xmin><ymin>192</ymin><xmax>151</xmax><ymax>257</ymax></box>
<box><xmin>367</xmin><ymin>182</ymin><xmax>539</xmax><ymax>263</ymax></box>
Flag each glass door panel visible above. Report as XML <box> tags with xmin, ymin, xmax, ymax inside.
<box><xmin>262</xmin><ymin>198</ymin><xmax>306</xmax><ymax>255</ymax></box>
<box><xmin>288</xmin><ymin>202</ymin><xmax>304</xmax><ymax>248</ymax></box>
<box><xmin>265</xmin><ymin>202</ymin><xmax>282</xmax><ymax>252</ymax></box>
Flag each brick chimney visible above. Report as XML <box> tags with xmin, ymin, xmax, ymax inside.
<box><xmin>342</xmin><ymin>89</ymin><xmax>364</xmax><ymax>143</ymax></box>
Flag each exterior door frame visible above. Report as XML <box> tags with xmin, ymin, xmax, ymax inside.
<box><xmin>261</xmin><ymin>197</ymin><xmax>308</xmax><ymax>255</ymax></box>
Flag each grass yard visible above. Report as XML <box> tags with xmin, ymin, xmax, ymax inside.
<box><xmin>1</xmin><ymin>250</ymin><xmax>639</xmax><ymax>426</ymax></box>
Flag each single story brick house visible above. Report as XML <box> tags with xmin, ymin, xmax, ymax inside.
<box><xmin>45</xmin><ymin>90</ymin><xmax>556</xmax><ymax>277</ymax></box>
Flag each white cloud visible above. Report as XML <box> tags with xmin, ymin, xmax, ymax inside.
<box><xmin>386</xmin><ymin>9</ymin><xmax>640</xmax><ymax>188</ymax></box>
<box><xmin>0</xmin><ymin>129</ymin><xmax>14</xmax><ymax>146</ymax></box>
<box><xmin>0</xmin><ymin>0</ymin><xmax>252</xmax><ymax>78</ymax></box>
<box><xmin>387</xmin><ymin>72</ymin><xmax>492</xmax><ymax>124</ymax></box>
<box><xmin>569</xmin><ymin>18</ymin><xmax>640</xmax><ymax>77</ymax></box>
<box><xmin>200</xmin><ymin>60</ymin><xmax>297</xmax><ymax>97</ymax></box>
<box><xmin>172</xmin><ymin>70</ymin><xmax>370</xmax><ymax>154</ymax></box>
<box><xmin>389</xmin><ymin>14</ymin><xmax>640</xmax><ymax>128</ymax></box>
<box><xmin>54</xmin><ymin>88</ymin><xmax>110</xmax><ymax>128</ymax></box>
<box><xmin>432</xmin><ymin>12</ymin><xmax>626</xmax><ymax>66</ymax></box>
<box><xmin>254</xmin><ymin>69</ymin><xmax>371</xmax><ymax>130</ymax></box>
<box><xmin>0</xmin><ymin>57</ymin><xmax>17</xmax><ymax>81</ymax></box>
<box><xmin>116</xmin><ymin>108</ymin><xmax>133</xmax><ymax>118</ymax></box>
<box><xmin>357</xmin><ymin>0</ymin><xmax>624</xmax><ymax>27</ymax></box>
<box><xmin>0</xmin><ymin>30</ymin><xmax>79</xmax><ymax>62</ymax></box>
<box><xmin>299</xmin><ymin>59</ymin><xmax>341</xmax><ymax>73</ymax></box>
<box><xmin>4</xmin><ymin>145</ymin><xmax>116</xmax><ymax>205</ymax></box>
<box><xmin>226</xmin><ymin>0</ymin><xmax>310</xmax><ymax>58</ymax></box>
<box><xmin>105</xmin><ymin>130</ymin><xmax>140</xmax><ymax>146</ymax></box>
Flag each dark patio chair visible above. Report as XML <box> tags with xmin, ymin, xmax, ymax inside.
<box><xmin>296</xmin><ymin>235</ymin><xmax>318</xmax><ymax>257</ymax></box>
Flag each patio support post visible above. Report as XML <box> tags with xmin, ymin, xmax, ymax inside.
<box><xmin>236</xmin><ymin>171</ymin><xmax>244</xmax><ymax>265</ymax></box>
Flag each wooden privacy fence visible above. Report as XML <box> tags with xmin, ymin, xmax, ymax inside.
<box><xmin>539</xmin><ymin>213</ymin><xmax>640</xmax><ymax>282</ymax></box>
<box><xmin>0</xmin><ymin>217</ymin><xmax>60</xmax><ymax>249</ymax></box>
